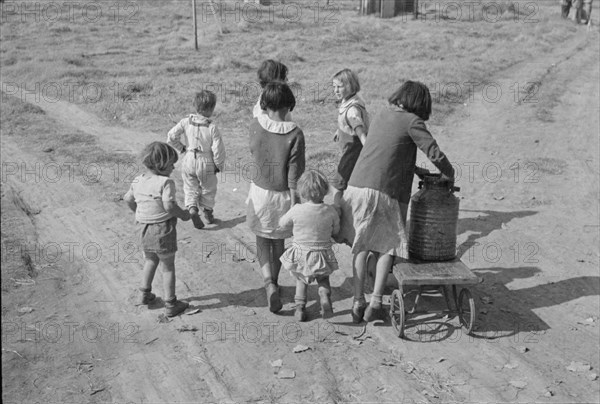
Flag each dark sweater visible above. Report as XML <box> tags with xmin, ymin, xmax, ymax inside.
<box><xmin>349</xmin><ymin>106</ymin><xmax>454</xmax><ymax>204</ymax></box>
<box><xmin>249</xmin><ymin>118</ymin><xmax>305</xmax><ymax>191</ymax></box>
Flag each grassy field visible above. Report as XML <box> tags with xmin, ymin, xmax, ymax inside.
<box><xmin>0</xmin><ymin>0</ymin><xmax>579</xmax><ymax>168</ymax></box>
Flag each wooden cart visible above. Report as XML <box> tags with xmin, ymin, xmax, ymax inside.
<box><xmin>389</xmin><ymin>258</ymin><xmax>481</xmax><ymax>338</ymax></box>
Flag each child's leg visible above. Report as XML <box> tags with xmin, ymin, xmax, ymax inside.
<box><xmin>159</xmin><ymin>253</ymin><xmax>189</xmax><ymax>316</ymax></box>
<box><xmin>294</xmin><ymin>280</ymin><xmax>308</xmax><ymax>321</ymax></box>
<box><xmin>351</xmin><ymin>251</ymin><xmax>369</xmax><ymax>322</ymax></box>
<box><xmin>139</xmin><ymin>252</ymin><xmax>159</xmax><ymax>304</ymax></box>
<box><xmin>257</xmin><ymin>236</ymin><xmax>282</xmax><ymax>312</ymax></box>
<box><xmin>364</xmin><ymin>253</ymin><xmax>394</xmax><ymax>322</ymax></box>
<box><xmin>271</xmin><ymin>239</ymin><xmax>285</xmax><ymax>286</ymax></box>
<box><xmin>182</xmin><ymin>162</ymin><xmax>200</xmax><ymax>210</ymax></box>
<box><xmin>198</xmin><ymin>167</ymin><xmax>218</xmax><ymax>223</ymax></box>
<box><xmin>317</xmin><ymin>276</ymin><xmax>333</xmax><ymax>319</ymax></box>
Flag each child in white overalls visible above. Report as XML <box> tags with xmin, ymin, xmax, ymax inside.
<box><xmin>167</xmin><ymin>90</ymin><xmax>226</xmax><ymax>229</ymax></box>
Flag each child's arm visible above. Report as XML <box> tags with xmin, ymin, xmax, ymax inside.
<box><xmin>278</xmin><ymin>206</ymin><xmax>295</xmax><ymax>230</ymax></box>
<box><xmin>123</xmin><ymin>186</ymin><xmax>137</xmax><ymax>213</ymax></box>
<box><xmin>166</xmin><ymin>119</ymin><xmax>187</xmax><ymax>153</ymax></box>
<box><xmin>331</xmin><ymin>207</ymin><xmax>341</xmax><ymax>237</ymax></box>
<box><xmin>408</xmin><ymin>118</ymin><xmax>454</xmax><ymax>179</ymax></box>
<box><xmin>211</xmin><ymin>125</ymin><xmax>226</xmax><ymax>172</ymax></box>
<box><xmin>287</xmin><ymin>132</ymin><xmax>306</xmax><ymax>206</ymax></box>
<box><xmin>161</xmin><ymin>179</ymin><xmax>191</xmax><ymax>221</ymax></box>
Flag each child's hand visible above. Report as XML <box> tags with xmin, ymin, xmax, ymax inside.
<box><xmin>414</xmin><ymin>166</ymin><xmax>431</xmax><ymax>179</ymax></box>
<box><xmin>180</xmin><ymin>210</ymin><xmax>191</xmax><ymax>221</ymax></box>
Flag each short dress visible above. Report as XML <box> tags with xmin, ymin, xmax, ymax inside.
<box><xmin>246</xmin><ymin>183</ymin><xmax>293</xmax><ymax>239</ymax></box>
<box><xmin>279</xmin><ymin>203</ymin><xmax>340</xmax><ymax>284</ymax></box>
<box><xmin>338</xmin><ymin>186</ymin><xmax>409</xmax><ymax>259</ymax></box>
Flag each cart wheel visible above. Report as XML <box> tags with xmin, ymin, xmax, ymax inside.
<box><xmin>390</xmin><ymin>289</ymin><xmax>405</xmax><ymax>338</ymax></box>
<box><xmin>458</xmin><ymin>288</ymin><xmax>475</xmax><ymax>334</ymax></box>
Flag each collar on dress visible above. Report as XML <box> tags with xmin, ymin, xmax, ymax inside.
<box><xmin>188</xmin><ymin>114</ymin><xmax>212</xmax><ymax>126</ymax></box>
<box><xmin>339</xmin><ymin>94</ymin><xmax>366</xmax><ymax>113</ymax></box>
<box><xmin>257</xmin><ymin>112</ymin><xmax>297</xmax><ymax>134</ymax></box>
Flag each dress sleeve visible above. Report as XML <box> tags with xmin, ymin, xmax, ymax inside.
<box><xmin>123</xmin><ymin>184</ymin><xmax>135</xmax><ymax>204</ymax></box>
<box><xmin>162</xmin><ymin>179</ymin><xmax>177</xmax><ymax>202</ymax></box>
<box><xmin>167</xmin><ymin>119</ymin><xmax>187</xmax><ymax>153</ymax></box>
<box><xmin>287</xmin><ymin>130</ymin><xmax>306</xmax><ymax>190</ymax></box>
<box><xmin>211</xmin><ymin>125</ymin><xmax>226</xmax><ymax>171</ymax></box>
<box><xmin>278</xmin><ymin>206</ymin><xmax>295</xmax><ymax>230</ymax></box>
<box><xmin>345</xmin><ymin>105</ymin><xmax>366</xmax><ymax>135</ymax></box>
<box><xmin>408</xmin><ymin>118</ymin><xmax>454</xmax><ymax>178</ymax></box>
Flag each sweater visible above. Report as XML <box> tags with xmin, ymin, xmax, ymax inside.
<box><xmin>248</xmin><ymin>114</ymin><xmax>305</xmax><ymax>191</ymax></box>
<box><xmin>349</xmin><ymin>105</ymin><xmax>454</xmax><ymax>204</ymax></box>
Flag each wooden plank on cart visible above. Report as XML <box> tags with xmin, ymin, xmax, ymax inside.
<box><xmin>393</xmin><ymin>258</ymin><xmax>480</xmax><ymax>286</ymax></box>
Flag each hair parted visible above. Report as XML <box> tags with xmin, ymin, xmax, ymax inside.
<box><xmin>260</xmin><ymin>81</ymin><xmax>296</xmax><ymax>112</ymax></box>
<box><xmin>388</xmin><ymin>80</ymin><xmax>432</xmax><ymax>121</ymax></box>
<box><xmin>332</xmin><ymin>68</ymin><xmax>361</xmax><ymax>96</ymax></box>
<box><xmin>257</xmin><ymin>59</ymin><xmax>288</xmax><ymax>88</ymax></box>
<box><xmin>297</xmin><ymin>169</ymin><xmax>329</xmax><ymax>203</ymax></box>
<box><xmin>141</xmin><ymin>142</ymin><xmax>179</xmax><ymax>175</ymax></box>
<box><xmin>194</xmin><ymin>90</ymin><xmax>217</xmax><ymax>113</ymax></box>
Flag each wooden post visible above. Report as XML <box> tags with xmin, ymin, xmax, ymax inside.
<box><xmin>413</xmin><ymin>0</ymin><xmax>418</xmax><ymax>20</ymax></box>
<box><xmin>192</xmin><ymin>0</ymin><xmax>198</xmax><ymax>50</ymax></box>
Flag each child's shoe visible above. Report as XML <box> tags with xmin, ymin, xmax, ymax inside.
<box><xmin>138</xmin><ymin>288</ymin><xmax>156</xmax><ymax>305</ymax></box>
<box><xmin>265</xmin><ymin>283</ymin><xmax>282</xmax><ymax>313</ymax></box>
<box><xmin>165</xmin><ymin>298</ymin><xmax>189</xmax><ymax>317</ymax></box>
<box><xmin>318</xmin><ymin>288</ymin><xmax>333</xmax><ymax>320</ymax></box>
<box><xmin>203</xmin><ymin>208</ymin><xmax>215</xmax><ymax>224</ymax></box>
<box><xmin>363</xmin><ymin>303</ymin><xmax>386</xmax><ymax>322</ymax></box>
<box><xmin>189</xmin><ymin>207</ymin><xmax>205</xmax><ymax>229</ymax></box>
<box><xmin>351</xmin><ymin>300</ymin><xmax>367</xmax><ymax>324</ymax></box>
<box><xmin>294</xmin><ymin>304</ymin><xmax>307</xmax><ymax>322</ymax></box>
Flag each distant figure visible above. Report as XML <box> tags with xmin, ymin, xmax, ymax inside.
<box><xmin>279</xmin><ymin>170</ymin><xmax>340</xmax><ymax>321</ymax></box>
<box><xmin>246</xmin><ymin>82</ymin><xmax>305</xmax><ymax>313</ymax></box>
<box><xmin>562</xmin><ymin>0</ymin><xmax>592</xmax><ymax>23</ymax></box>
<box><xmin>124</xmin><ymin>142</ymin><xmax>191</xmax><ymax>317</ymax></box>
<box><xmin>253</xmin><ymin>59</ymin><xmax>292</xmax><ymax>121</ymax></box>
<box><xmin>167</xmin><ymin>90</ymin><xmax>226</xmax><ymax>228</ymax></box>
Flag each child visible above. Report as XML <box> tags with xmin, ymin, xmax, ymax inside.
<box><xmin>253</xmin><ymin>59</ymin><xmax>292</xmax><ymax>121</ymax></box>
<box><xmin>123</xmin><ymin>142</ymin><xmax>192</xmax><ymax>317</ymax></box>
<box><xmin>167</xmin><ymin>90</ymin><xmax>226</xmax><ymax>229</ymax></box>
<box><xmin>246</xmin><ymin>81</ymin><xmax>305</xmax><ymax>313</ymax></box>
<box><xmin>331</xmin><ymin>68</ymin><xmax>370</xmax><ymax>203</ymax></box>
<box><xmin>279</xmin><ymin>170</ymin><xmax>340</xmax><ymax>321</ymax></box>
<box><xmin>339</xmin><ymin>81</ymin><xmax>454</xmax><ymax>323</ymax></box>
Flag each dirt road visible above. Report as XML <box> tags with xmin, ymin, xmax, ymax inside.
<box><xmin>2</xmin><ymin>26</ymin><xmax>599</xmax><ymax>404</ymax></box>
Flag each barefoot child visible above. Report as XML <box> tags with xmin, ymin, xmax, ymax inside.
<box><xmin>246</xmin><ymin>82</ymin><xmax>305</xmax><ymax>313</ymax></box>
<box><xmin>331</xmin><ymin>68</ymin><xmax>369</xmax><ymax>204</ymax></box>
<box><xmin>167</xmin><ymin>90</ymin><xmax>226</xmax><ymax>228</ymax></box>
<box><xmin>339</xmin><ymin>81</ymin><xmax>454</xmax><ymax>323</ymax></box>
<box><xmin>124</xmin><ymin>142</ymin><xmax>191</xmax><ymax>317</ymax></box>
<box><xmin>279</xmin><ymin>170</ymin><xmax>340</xmax><ymax>321</ymax></box>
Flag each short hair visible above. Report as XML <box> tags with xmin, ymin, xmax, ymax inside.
<box><xmin>388</xmin><ymin>81</ymin><xmax>432</xmax><ymax>121</ymax></box>
<box><xmin>257</xmin><ymin>59</ymin><xmax>288</xmax><ymax>88</ymax></box>
<box><xmin>297</xmin><ymin>169</ymin><xmax>329</xmax><ymax>203</ymax></box>
<box><xmin>332</xmin><ymin>68</ymin><xmax>361</xmax><ymax>96</ymax></box>
<box><xmin>260</xmin><ymin>81</ymin><xmax>296</xmax><ymax>112</ymax></box>
<box><xmin>194</xmin><ymin>90</ymin><xmax>217</xmax><ymax>113</ymax></box>
<box><xmin>141</xmin><ymin>142</ymin><xmax>179</xmax><ymax>175</ymax></box>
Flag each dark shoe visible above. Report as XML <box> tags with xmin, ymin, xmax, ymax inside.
<box><xmin>363</xmin><ymin>304</ymin><xmax>386</xmax><ymax>322</ymax></box>
<box><xmin>319</xmin><ymin>289</ymin><xmax>333</xmax><ymax>319</ymax></box>
<box><xmin>189</xmin><ymin>207</ymin><xmax>205</xmax><ymax>229</ymax></box>
<box><xmin>266</xmin><ymin>283</ymin><xmax>282</xmax><ymax>313</ymax></box>
<box><xmin>138</xmin><ymin>289</ymin><xmax>156</xmax><ymax>305</ymax></box>
<box><xmin>165</xmin><ymin>299</ymin><xmax>189</xmax><ymax>317</ymax></box>
<box><xmin>351</xmin><ymin>301</ymin><xmax>367</xmax><ymax>324</ymax></box>
<box><xmin>203</xmin><ymin>208</ymin><xmax>215</xmax><ymax>224</ymax></box>
<box><xmin>294</xmin><ymin>305</ymin><xmax>307</xmax><ymax>322</ymax></box>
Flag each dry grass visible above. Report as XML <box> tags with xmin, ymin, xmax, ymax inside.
<box><xmin>0</xmin><ymin>0</ymin><xmax>579</xmax><ymax>168</ymax></box>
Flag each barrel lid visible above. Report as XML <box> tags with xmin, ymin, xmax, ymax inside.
<box><xmin>420</xmin><ymin>174</ymin><xmax>460</xmax><ymax>192</ymax></box>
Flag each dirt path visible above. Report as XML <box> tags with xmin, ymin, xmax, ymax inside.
<box><xmin>2</xmin><ymin>28</ymin><xmax>599</xmax><ymax>403</ymax></box>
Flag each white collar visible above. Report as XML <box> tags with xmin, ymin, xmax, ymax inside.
<box><xmin>257</xmin><ymin>112</ymin><xmax>297</xmax><ymax>134</ymax></box>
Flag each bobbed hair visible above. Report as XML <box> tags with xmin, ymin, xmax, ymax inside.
<box><xmin>332</xmin><ymin>68</ymin><xmax>361</xmax><ymax>97</ymax></box>
<box><xmin>141</xmin><ymin>142</ymin><xmax>179</xmax><ymax>175</ymax></box>
<box><xmin>260</xmin><ymin>81</ymin><xmax>296</xmax><ymax>113</ymax></box>
<box><xmin>388</xmin><ymin>80</ymin><xmax>432</xmax><ymax>121</ymax></box>
<box><xmin>257</xmin><ymin>59</ymin><xmax>288</xmax><ymax>88</ymax></box>
<box><xmin>297</xmin><ymin>169</ymin><xmax>329</xmax><ymax>203</ymax></box>
<box><xmin>194</xmin><ymin>90</ymin><xmax>217</xmax><ymax>113</ymax></box>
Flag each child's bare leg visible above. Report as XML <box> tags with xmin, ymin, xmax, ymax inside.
<box><xmin>364</xmin><ymin>253</ymin><xmax>393</xmax><ymax>322</ymax></box>
<box><xmin>139</xmin><ymin>252</ymin><xmax>159</xmax><ymax>304</ymax></box>
<box><xmin>294</xmin><ymin>279</ymin><xmax>308</xmax><ymax>321</ymax></box>
<box><xmin>257</xmin><ymin>236</ymin><xmax>282</xmax><ymax>312</ymax></box>
<box><xmin>351</xmin><ymin>251</ymin><xmax>369</xmax><ymax>322</ymax></box>
<box><xmin>317</xmin><ymin>276</ymin><xmax>333</xmax><ymax>319</ymax></box>
<box><xmin>159</xmin><ymin>253</ymin><xmax>177</xmax><ymax>302</ymax></box>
